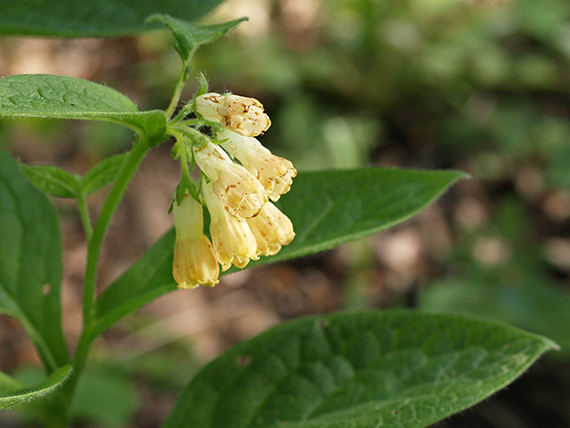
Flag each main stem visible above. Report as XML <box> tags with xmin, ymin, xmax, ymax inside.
<box><xmin>59</xmin><ymin>134</ymin><xmax>151</xmax><ymax>417</ymax></box>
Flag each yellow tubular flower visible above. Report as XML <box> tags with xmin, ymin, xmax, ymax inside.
<box><xmin>195</xmin><ymin>93</ymin><xmax>271</xmax><ymax>137</ymax></box>
<box><xmin>172</xmin><ymin>194</ymin><xmax>219</xmax><ymax>289</ymax></box>
<box><xmin>247</xmin><ymin>202</ymin><xmax>295</xmax><ymax>257</ymax></box>
<box><xmin>193</xmin><ymin>141</ymin><xmax>267</xmax><ymax>218</ymax></box>
<box><xmin>219</xmin><ymin>129</ymin><xmax>297</xmax><ymax>202</ymax></box>
<box><xmin>203</xmin><ymin>181</ymin><xmax>258</xmax><ymax>271</ymax></box>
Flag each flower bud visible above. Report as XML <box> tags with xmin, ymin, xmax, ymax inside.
<box><xmin>195</xmin><ymin>93</ymin><xmax>271</xmax><ymax>137</ymax></box>
<box><xmin>172</xmin><ymin>194</ymin><xmax>219</xmax><ymax>288</ymax></box>
<box><xmin>247</xmin><ymin>202</ymin><xmax>295</xmax><ymax>257</ymax></box>
<box><xmin>194</xmin><ymin>141</ymin><xmax>267</xmax><ymax>218</ymax></box>
<box><xmin>203</xmin><ymin>181</ymin><xmax>258</xmax><ymax>271</ymax></box>
<box><xmin>219</xmin><ymin>129</ymin><xmax>297</xmax><ymax>201</ymax></box>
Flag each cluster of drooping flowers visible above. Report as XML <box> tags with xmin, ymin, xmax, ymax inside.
<box><xmin>170</xmin><ymin>91</ymin><xmax>296</xmax><ymax>289</ymax></box>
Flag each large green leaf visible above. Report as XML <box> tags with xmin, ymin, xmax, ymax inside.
<box><xmin>421</xmin><ymin>276</ymin><xmax>570</xmax><ymax>355</ymax></box>
<box><xmin>0</xmin><ymin>149</ymin><xmax>69</xmax><ymax>371</ymax></box>
<box><xmin>0</xmin><ymin>74</ymin><xmax>166</xmax><ymax>140</ymax></box>
<box><xmin>263</xmin><ymin>168</ymin><xmax>466</xmax><ymax>263</ymax></box>
<box><xmin>0</xmin><ymin>365</ymin><xmax>71</xmax><ymax>410</ymax></box>
<box><xmin>94</xmin><ymin>228</ymin><xmax>176</xmax><ymax>337</ymax></box>
<box><xmin>161</xmin><ymin>311</ymin><xmax>557</xmax><ymax>428</ymax></box>
<box><xmin>0</xmin><ymin>0</ymin><xmax>224</xmax><ymax>37</ymax></box>
<box><xmin>94</xmin><ymin>168</ymin><xmax>465</xmax><ymax>336</ymax></box>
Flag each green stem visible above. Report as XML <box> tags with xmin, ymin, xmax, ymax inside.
<box><xmin>77</xmin><ymin>193</ymin><xmax>93</xmax><ymax>241</ymax></box>
<box><xmin>82</xmin><ymin>135</ymin><xmax>150</xmax><ymax>330</ymax></box>
<box><xmin>165</xmin><ymin>63</ymin><xmax>189</xmax><ymax>119</ymax></box>
<box><xmin>165</xmin><ymin>48</ymin><xmax>198</xmax><ymax>120</ymax></box>
<box><xmin>58</xmin><ymin>134</ymin><xmax>151</xmax><ymax>419</ymax></box>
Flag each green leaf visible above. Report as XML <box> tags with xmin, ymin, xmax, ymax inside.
<box><xmin>81</xmin><ymin>153</ymin><xmax>128</xmax><ymax>196</ymax></box>
<box><xmin>0</xmin><ymin>149</ymin><xmax>69</xmax><ymax>371</ymax></box>
<box><xmin>162</xmin><ymin>311</ymin><xmax>557</xmax><ymax>428</ymax></box>
<box><xmin>0</xmin><ymin>365</ymin><xmax>71</xmax><ymax>410</ymax></box>
<box><xmin>70</xmin><ymin>369</ymin><xmax>140</xmax><ymax>427</ymax></box>
<box><xmin>21</xmin><ymin>164</ymin><xmax>80</xmax><ymax>198</ymax></box>
<box><xmin>0</xmin><ymin>74</ymin><xmax>167</xmax><ymax>138</ymax></box>
<box><xmin>94</xmin><ymin>168</ymin><xmax>465</xmax><ymax>335</ymax></box>
<box><xmin>265</xmin><ymin>168</ymin><xmax>467</xmax><ymax>263</ymax></box>
<box><xmin>0</xmin><ymin>371</ymin><xmax>24</xmax><ymax>396</ymax></box>
<box><xmin>94</xmin><ymin>229</ymin><xmax>176</xmax><ymax>337</ymax></box>
<box><xmin>421</xmin><ymin>277</ymin><xmax>570</xmax><ymax>355</ymax></box>
<box><xmin>147</xmin><ymin>15</ymin><xmax>248</xmax><ymax>63</ymax></box>
<box><xmin>0</xmin><ymin>0</ymin><xmax>225</xmax><ymax>37</ymax></box>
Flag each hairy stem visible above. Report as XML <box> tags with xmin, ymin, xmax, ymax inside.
<box><xmin>58</xmin><ymin>134</ymin><xmax>151</xmax><ymax>419</ymax></box>
<box><xmin>165</xmin><ymin>63</ymin><xmax>189</xmax><ymax>119</ymax></box>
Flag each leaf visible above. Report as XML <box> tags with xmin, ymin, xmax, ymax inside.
<box><xmin>94</xmin><ymin>229</ymin><xmax>176</xmax><ymax>338</ymax></box>
<box><xmin>264</xmin><ymin>168</ymin><xmax>467</xmax><ymax>263</ymax></box>
<box><xmin>94</xmin><ymin>168</ymin><xmax>465</xmax><ymax>335</ymax></box>
<box><xmin>81</xmin><ymin>153</ymin><xmax>128</xmax><ymax>196</ymax></box>
<box><xmin>0</xmin><ymin>365</ymin><xmax>71</xmax><ymax>410</ymax></box>
<box><xmin>0</xmin><ymin>149</ymin><xmax>69</xmax><ymax>371</ymax></box>
<box><xmin>0</xmin><ymin>74</ymin><xmax>167</xmax><ymax>139</ymax></box>
<box><xmin>0</xmin><ymin>0</ymin><xmax>225</xmax><ymax>37</ymax></box>
<box><xmin>0</xmin><ymin>371</ymin><xmax>24</xmax><ymax>396</ymax></box>
<box><xmin>70</xmin><ymin>369</ymin><xmax>140</xmax><ymax>427</ymax></box>
<box><xmin>146</xmin><ymin>15</ymin><xmax>248</xmax><ymax>63</ymax></box>
<box><xmin>421</xmin><ymin>277</ymin><xmax>570</xmax><ymax>356</ymax></box>
<box><xmin>161</xmin><ymin>311</ymin><xmax>557</xmax><ymax>428</ymax></box>
<box><xmin>21</xmin><ymin>164</ymin><xmax>80</xmax><ymax>198</ymax></box>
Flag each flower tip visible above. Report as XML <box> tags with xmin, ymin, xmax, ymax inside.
<box><xmin>176</xmin><ymin>278</ymin><xmax>219</xmax><ymax>289</ymax></box>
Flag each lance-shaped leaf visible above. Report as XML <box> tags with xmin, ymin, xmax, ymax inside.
<box><xmin>80</xmin><ymin>153</ymin><xmax>129</xmax><ymax>196</ymax></box>
<box><xmin>161</xmin><ymin>311</ymin><xmax>557</xmax><ymax>428</ymax></box>
<box><xmin>22</xmin><ymin>164</ymin><xmax>81</xmax><ymax>199</ymax></box>
<box><xmin>0</xmin><ymin>74</ymin><xmax>166</xmax><ymax>141</ymax></box>
<box><xmin>264</xmin><ymin>168</ymin><xmax>467</xmax><ymax>263</ymax></box>
<box><xmin>0</xmin><ymin>365</ymin><xmax>72</xmax><ymax>410</ymax></box>
<box><xmin>21</xmin><ymin>153</ymin><xmax>129</xmax><ymax>200</ymax></box>
<box><xmin>146</xmin><ymin>15</ymin><xmax>248</xmax><ymax>63</ymax></box>
<box><xmin>94</xmin><ymin>168</ymin><xmax>466</xmax><ymax>336</ymax></box>
<box><xmin>0</xmin><ymin>149</ymin><xmax>69</xmax><ymax>371</ymax></box>
<box><xmin>421</xmin><ymin>276</ymin><xmax>570</xmax><ymax>355</ymax></box>
<box><xmin>0</xmin><ymin>0</ymin><xmax>225</xmax><ymax>37</ymax></box>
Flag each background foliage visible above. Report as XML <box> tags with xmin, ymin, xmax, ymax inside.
<box><xmin>1</xmin><ymin>0</ymin><xmax>570</xmax><ymax>427</ymax></box>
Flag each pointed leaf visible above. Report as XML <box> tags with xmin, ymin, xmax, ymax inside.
<box><xmin>0</xmin><ymin>0</ymin><xmax>225</xmax><ymax>37</ymax></box>
<box><xmin>421</xmin><ymin>277</ymin><xmax>570</xmax><ymax>355</ymax></box>
<box><xmin>0</xmin><ymin>365</ymin><xmax>71</xmax><ymax>410</ymax></box>
<box><xmin>146</xmin><ymin>15</ymin><xmax>248</xmax><ymax>63</ymax></box>
<box><xmin>266</xmin><ymin>168</ymin><xmax>467</xmax><ymax>263</ymax></box>
<box><xmin>81</xmin><ymin>153</ymin><xmax>128</xmax><ymax>196</ymax></box>
<box><xmin>94</xmin><ymin>168</ymin><xmax>465</xmax><ymax>335</ymax></box>
<box><xmin>0</xmin><ymin>74</ymin><xmax>166</xmax><ymax>139</ymax></box>
<box><xmin>94</xmin><ymin>229</ymin><xmax>176</xmax><ymax>337</ymax></box>
<box><xmin>21</xmin><ymin>164</ymin><xmax>80</xmax><ymax>198</ymax></box>
<box><xmin>0</xmin><ymin>149</ymin><xmax>69</xmax><ymax>370</ymax></box>
<box><xmin>162</xmin><ymin>311</ymin><xmax>557</xmax><ymax>428</ymax></box>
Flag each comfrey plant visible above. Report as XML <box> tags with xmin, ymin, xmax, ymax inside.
<box><xmin>0</xmin><ymin>4</ymin><xmax>558</xmax><ymax>428</ymax></box>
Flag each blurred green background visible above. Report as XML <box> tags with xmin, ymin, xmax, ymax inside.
<box><xmin>2</xmin><ymin>0</ymin><xmax>570</xmax><ymax>426</ymax></box>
